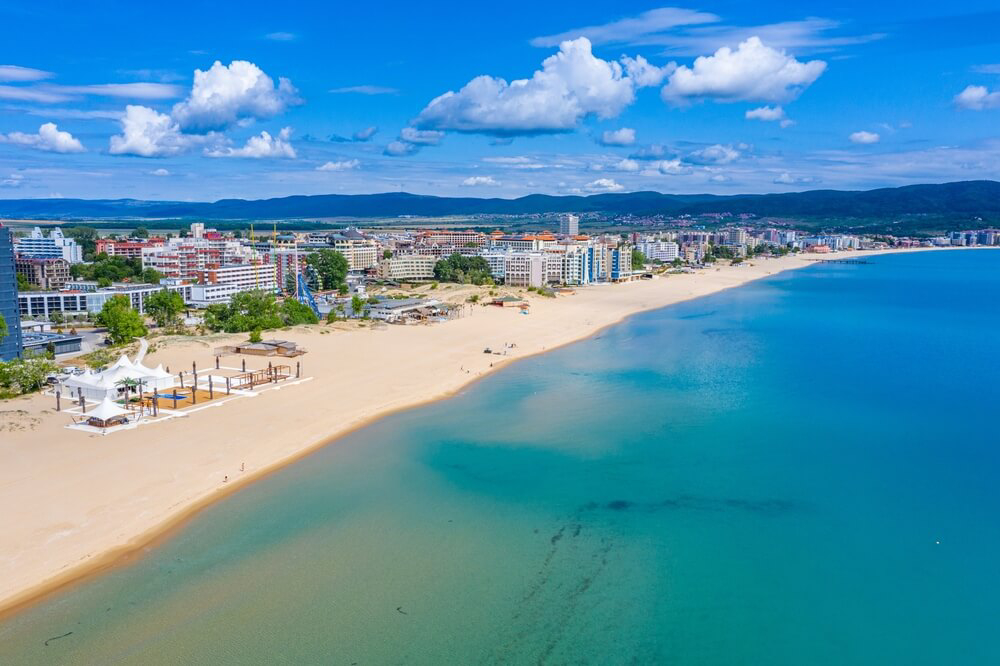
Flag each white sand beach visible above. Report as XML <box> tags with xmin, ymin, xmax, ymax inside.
<box><xmin>0</xmin><ymin>249</ymin><xmax>948</xmax><ymax>615</ymax></box>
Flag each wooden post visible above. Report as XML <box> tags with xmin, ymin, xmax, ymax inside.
<box><xmin>226</xmin><ymin>376</ymin><xmax>231</xmax><ymax>395</ymax></box>
<box><xmin>192</xmin><ymin>361</ymin><xmax>196</xmax><ymax>375</ymax></box>
<box><xmin>192</xmin><ymin>373</ymin><xmax>197</xmax><ymax>404</ymax></box>
<box><xmin>173</xmin><ymin>392</ymin><xmax>178</xmax><ymax>410</ymax></box>
<box><xmin>56</xmin><ymin>391</ymin><xmax>61</xmax><ymax>412</ymax></box>
<box><xmin>153</xmin><ymin>389</ymin><xmax>159</xmax><ymax>417</ymax></box>
<box><xmin>80</xmin><ymin>392</ymin><xmax>86</xmax><ymax>413</ymax></box>
<box><xmin>209</xmin><ymin>375</ymin><xmax>214</xmax><ymax>399</ymax></box>
<box><xmin>296</xmin><ymin>361</ymin><xmax>300</xmax><ymax>378</ymax></box>
<box><xmin>242</xmin><ymin>358</ymin><xmax>246</xmax><ymax>372</ymax></box>
<box><xmin>215</xmin><ymin>355</ymin><xmax>220</xmax><ymax>369</ymax></box>
<box><xmin>179</xmin><ymin>371</ymin><xmax>184</xmax><ymax>388</ymax></box>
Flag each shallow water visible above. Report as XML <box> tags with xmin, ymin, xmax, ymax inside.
<box><xmin>2</xmin><ymin>250</ymin><xmax>999</xmax><ymax>665</ymax></box>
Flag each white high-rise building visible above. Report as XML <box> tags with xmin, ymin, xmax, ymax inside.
<box><xmin>559</xmin><ymin>214</ymin><xmax>579</xmax><ymax>236</ymax></box>
<box><xmin>14</xmin><ymin>227</ymin><xmax>83</xmax><ymax>263</ymax></box>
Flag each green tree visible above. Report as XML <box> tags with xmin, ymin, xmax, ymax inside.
<box><xmin>433</xmin><ymin>254</ymin><xmax>493</xmax><ymax>284</ymax></box>
<box><xmin>145</xmin><ymin>289</ymin><xmax>185</xmax><ymax>327</ymax></box>
<box><xmin>203</xmin><ymin>290</ymin><xmax>284</xmax><ymax>333</ymax></box>
<box><xmin>0</xmin><ymin>356</ymin><xmax>58</xmax><ymax>395</ymax></box>
<box><xmin>279</xmin><ymin>299</ymin><xmax>319</xmax><ymax>326</ymax></box>
<box><xmin>382</xmin><ymin>249</ymin><xmax>393</xmax><ymax>260</ymax></box>
<box><xmin>134</xmin><ymin>226</ymin><xmax>149</xmax><ymax>238</ymax></box>
<box><xmin>16</xmin><ymin>273</ymin><xmax>34</xmax><ymax>291</ymax></box>
<box><xmin>98</xmin><ymin>295</ymin><xmax>148</xmax><ymax>344</ymax></box>
<box><xmin>248</xmin><ymin>329</ymin><xmax>262</xmax><ymax>343</ymax></box>
<box><xmin>306</xmin><ymin>249</ymin><xmax>349</xmax><ymax>291</ymax></box>
<box><xmin>350</xmin><ymin>294</ymin><xmax>365</xmax><ymax>318</ymax></box>
<box><xmin>631</xmin><ymin>248</ymin><xmax>646</xmax><ymax>267</ymax></box>
<box><xmin>141</xmin><ymin>268</ymin><xmax>162</xmax><ymax>284</ymax></box>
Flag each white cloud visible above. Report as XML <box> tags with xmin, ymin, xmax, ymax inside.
<box><xmin>662</xmin><ymin>37</ymin><xmax>826</xmax><ymax>104</ymax></box>
<box><xmin>482</xmin><ymin>156</ymin><xmax>547</xmax><ymax>169</ymax></box>
<box><xmin>172</xmin><ymin>60</ymin><xmax>301</xmax><ymax>131</ymax></box>
<box><xmin>1</xmin><ymin>173</ymin><xmax>25</xmax><ymax>187</ymax></box>
<box><xmin>954</xmin><ymin>85</ymin><xmax>1000</xmax><ymax>111</ymax></box>
<box><xmin>265</xmin><ymin>32</ymin><xmax>296</xmax><ymax>41</ymax></box>
<box><xmin>384</xmin><ymin>140</ymin><xmax>418</xmax><ymax>157</ymax></box>
<box><xmin>686</xmin><ymin>143</ymin><xmax>741</xmax><ymax>164</ymax></box>
<box><xmin>0</xmin><ymin>85</ymin><xmax>70</xmax><ymax>103</ymax></box>
<box><xmin>316</xmin><ymin>159</ymin><xmax>360</xmax><ymax>171</ymax></box>
<box><xmin>399</xmin><ymin>127</ymin><xmax>444</xmax><ymax>145</ymax></box>
<box><xmin>773</xmin><ymin>172</ymin><xmax>817</xmax><ymax>185</ymax></box>
<box><xmin>49</xmin><ymin>83</ymin><xmax>182</xmax><ymax>99</ymax></box>
<box><xmin>620</xmin><ymin>55</ymin><xmax>674</xmax><ymax>87</ymax></box>
<box><xmin>615</xmin><ymin>158</ymin><xmax>640</xmax><ymax>172</ymax></box>
<box><xmin>655</xmin><ymin>159</ymin><xmax>691</xmax><ymax>175</ymax></box>
<box><xmin>206</xmin><ymin>127</ymin><xmax>296</xmax><ymax>158</ymax></box>
<box><xmin>709</xmin><ymin>174</ymin><xmax>731</xmax><ymax>183</ymax></box>
<box><xmin>353</xmin><ymin>126</ymin><xmax>378</xmax><ymax>141</ymax></box>
<box><xmin>0</xmin><ymin>65</ymin><xmax>54</xmax><ymax>82</ymax></box>
<box><xmin>745</xmin><ymin>105</ymin><xmax>784</xmax><ymax>121</ymax></box>
<box><xmin>599</xmin><ymin>127</ymin><xmax>636</xmax><ymax>146</ymax></box>
<box><xmin>109</xmin><ymin>105</ymin><xmax>200</xmax><ymax>157</ymax></box>
<box><xmin>583</xmin><ymin>178</ymin><xmax>624</xmax><ymax>192</ymax></box>
<box><xmin>0</xmin><ymin>122</ymin><xmax>85</xmax><ymax>153</ymax></box>
<box><xmin>414</xmin><ymin>38</ymin><xmax>658</xmax><ymax>136</ymax></box>
<box><xmin>461</xmin><ymin>176</ymin><xmax>500</xmax><ymax>186</ymax></box>
<box><xmin>849</xmin><ymin>130</ymin><xmax>880</xmax><ymax>144</ymax></box>
<box><xmin>9</xmin><ymin>106</ymin><xmax>124</xmax><ymax>120</ymax></box>
<box><xmin>150</xmin><ymin>168</ymin><xmax>170</xmax><ymax>176</ymax></box>
<box><xmin>329</xmin><ymin>85</ymin><xmax>398</xmax><ymax>95</ymax></box>
<box><xmin>531</xmin><ymin>8</ymin><xmax>719</xmax><ymax>47</ymax></box>
<box><xmin>971</xmin><ymin>64</ymin><xmax>1000</xmax><ymax>74</ymax></box>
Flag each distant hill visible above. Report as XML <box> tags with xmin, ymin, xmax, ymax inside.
<box><xmin>1</xmin><ymin>180</ymin><xmax>999</xmax><ymax>220</ymax></box>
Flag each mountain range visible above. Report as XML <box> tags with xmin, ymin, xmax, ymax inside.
<box><xmin>0</xmin><ymin>180</ymin><xmax>998</xmax><ymax>220</ymax></box>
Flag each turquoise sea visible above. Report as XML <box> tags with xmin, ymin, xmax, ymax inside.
<box><xmin>2</xmin><ymin>250</ymin><xmax>999</xmax><ymax>665</ymax></box>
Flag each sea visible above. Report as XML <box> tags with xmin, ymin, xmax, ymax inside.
<box><xmin>2</xmin><ymin>249</ymin><xmax>998</xmax><ymax>665</ymax></box>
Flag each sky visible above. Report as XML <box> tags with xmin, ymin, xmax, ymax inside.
<box><xmin>1</xmin><ymin>1</ymin><xmax>1000</xmax><ymax>202</ymax></box>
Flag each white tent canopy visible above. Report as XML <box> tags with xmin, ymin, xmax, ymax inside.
<box><xmin>61</xmin><ymin>347</ymin><xmax>176</xmax><ymax>402</ymax></box>
<box><xmin>87</xmin><ymin>396</ymin><xmax>131</xmax><ymax>422</ymax></box>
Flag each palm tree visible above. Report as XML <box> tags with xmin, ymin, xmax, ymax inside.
<box><xmin>115</xmin><ymin>377</ymin><xmax>138</xmax><ymax>403</ymax></box>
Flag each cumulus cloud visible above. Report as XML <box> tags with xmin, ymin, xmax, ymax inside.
<box><xmin>655</xmin><ymin>159</ymin><xmax>692</xmax><ymax>175</ymax></box>
<box><xmin>265</xmin><ymin>32</ymin><xmax>296</xmax><ymax>41</ymax></box>
<box><xmin>598</xmin><ymin>127</ymin><xmax>636</xmax><ymax>146</ymax></box>
<box><xmin>582</xmin><ymin>178</ymin><xmax>624</xmax><ymax>192</ymax></box>
<box><xmin>461</xmin><ymin>175</ymin><xmax>500</xmax><ymax>186</ymax></box>
<box><xmin>954</xmin><ymin>85</ymin><xmax>1000</xmax><ymax>111</ymax></box>
<box><xmin>746</xmin><ymin>105</ymin><xmax>784</xmax><ymax>121</ymax></box>
<box><xmin>849</xmin><ymin>130</ymin><xmax>880</xmax><ymax>144</ymax></box>
<box><xmin>384</xmin><ymin>140</ymin><xmax>419</xmax><ymax>157</ymax></box>
<box><xmin>662</xmin><ymin>37</ymin><xmax>826</xmax><ymax>104</ymax></box>
<box><xmin>629</xmin><ymin>144</ymin><xmax>671</xmax><ymax>160</ymax></box>
<box><xmin>206</xmin><ymin>127</ymin><xmax>296</xmax><ymax>158</ymax></box>
<box><xmin>773</xmin><ymin>172</ymin><xmax>818</xmax><ymax>185</ymax></box>
<box><xmin>316</xmin><ymin>159</ymin><xmax>360</xmax><ymax>171</ymax></box>
<box><xmin>1</xmin><ymin>173</ymin><xmax>25</xmax><ymax>187</ymax></box>
<box><xmin>0</xmin><ymin>65</ymin><xmax>54</xmax><ymax>82</ymax></box>
<box><xmin>109</xmin><ymin>105</ymin><xmax>201</xmax><ymax>157</ymax></box>
<box><xmin>615</xmin><ymin>158</ymin><xmax>640</xmax><ymax>172</ymax></box>
<box><xmin>685</xmin><ymin>143</ymin><xmax>741</xmax><ymax>165</ymax></box>
<box><xmin>172</xmin><ymin>60</ymin><xmax>301</xmax><ymax>132</ymax></box>
<box><xmin>150</xmin><ymin>168</ymin><xmax>170</xmax><ymax>176</ymax></box>
<box><xmin>414</xmin><ymin>38</ymin><xmax>663</xmax><ymax>136</ymax></box>
<box><xmin>329</xmin><ymin>85</ymin><xmax>398</xmax><ymax>95</ymax></box>
<box><xmin>0</xmin><ymin>122</ymin><xmax>85</xmax><ymax>153</ymax></box>
<box><xmin>621</xmin><ymin>55</ymin><xmax>674</xmax><ymax>87</ymax></box>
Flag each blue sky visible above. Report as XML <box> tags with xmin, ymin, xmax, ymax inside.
<box><xmin>1</xmin><ymin>1</ymin><xmax>999</xmax><ymax>201</ymax></box>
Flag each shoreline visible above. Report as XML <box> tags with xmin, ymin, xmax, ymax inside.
<box><xmin>0</xmin><ymin>247</ymin><xmax>979</xmax><ymax>620</ymax></box>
